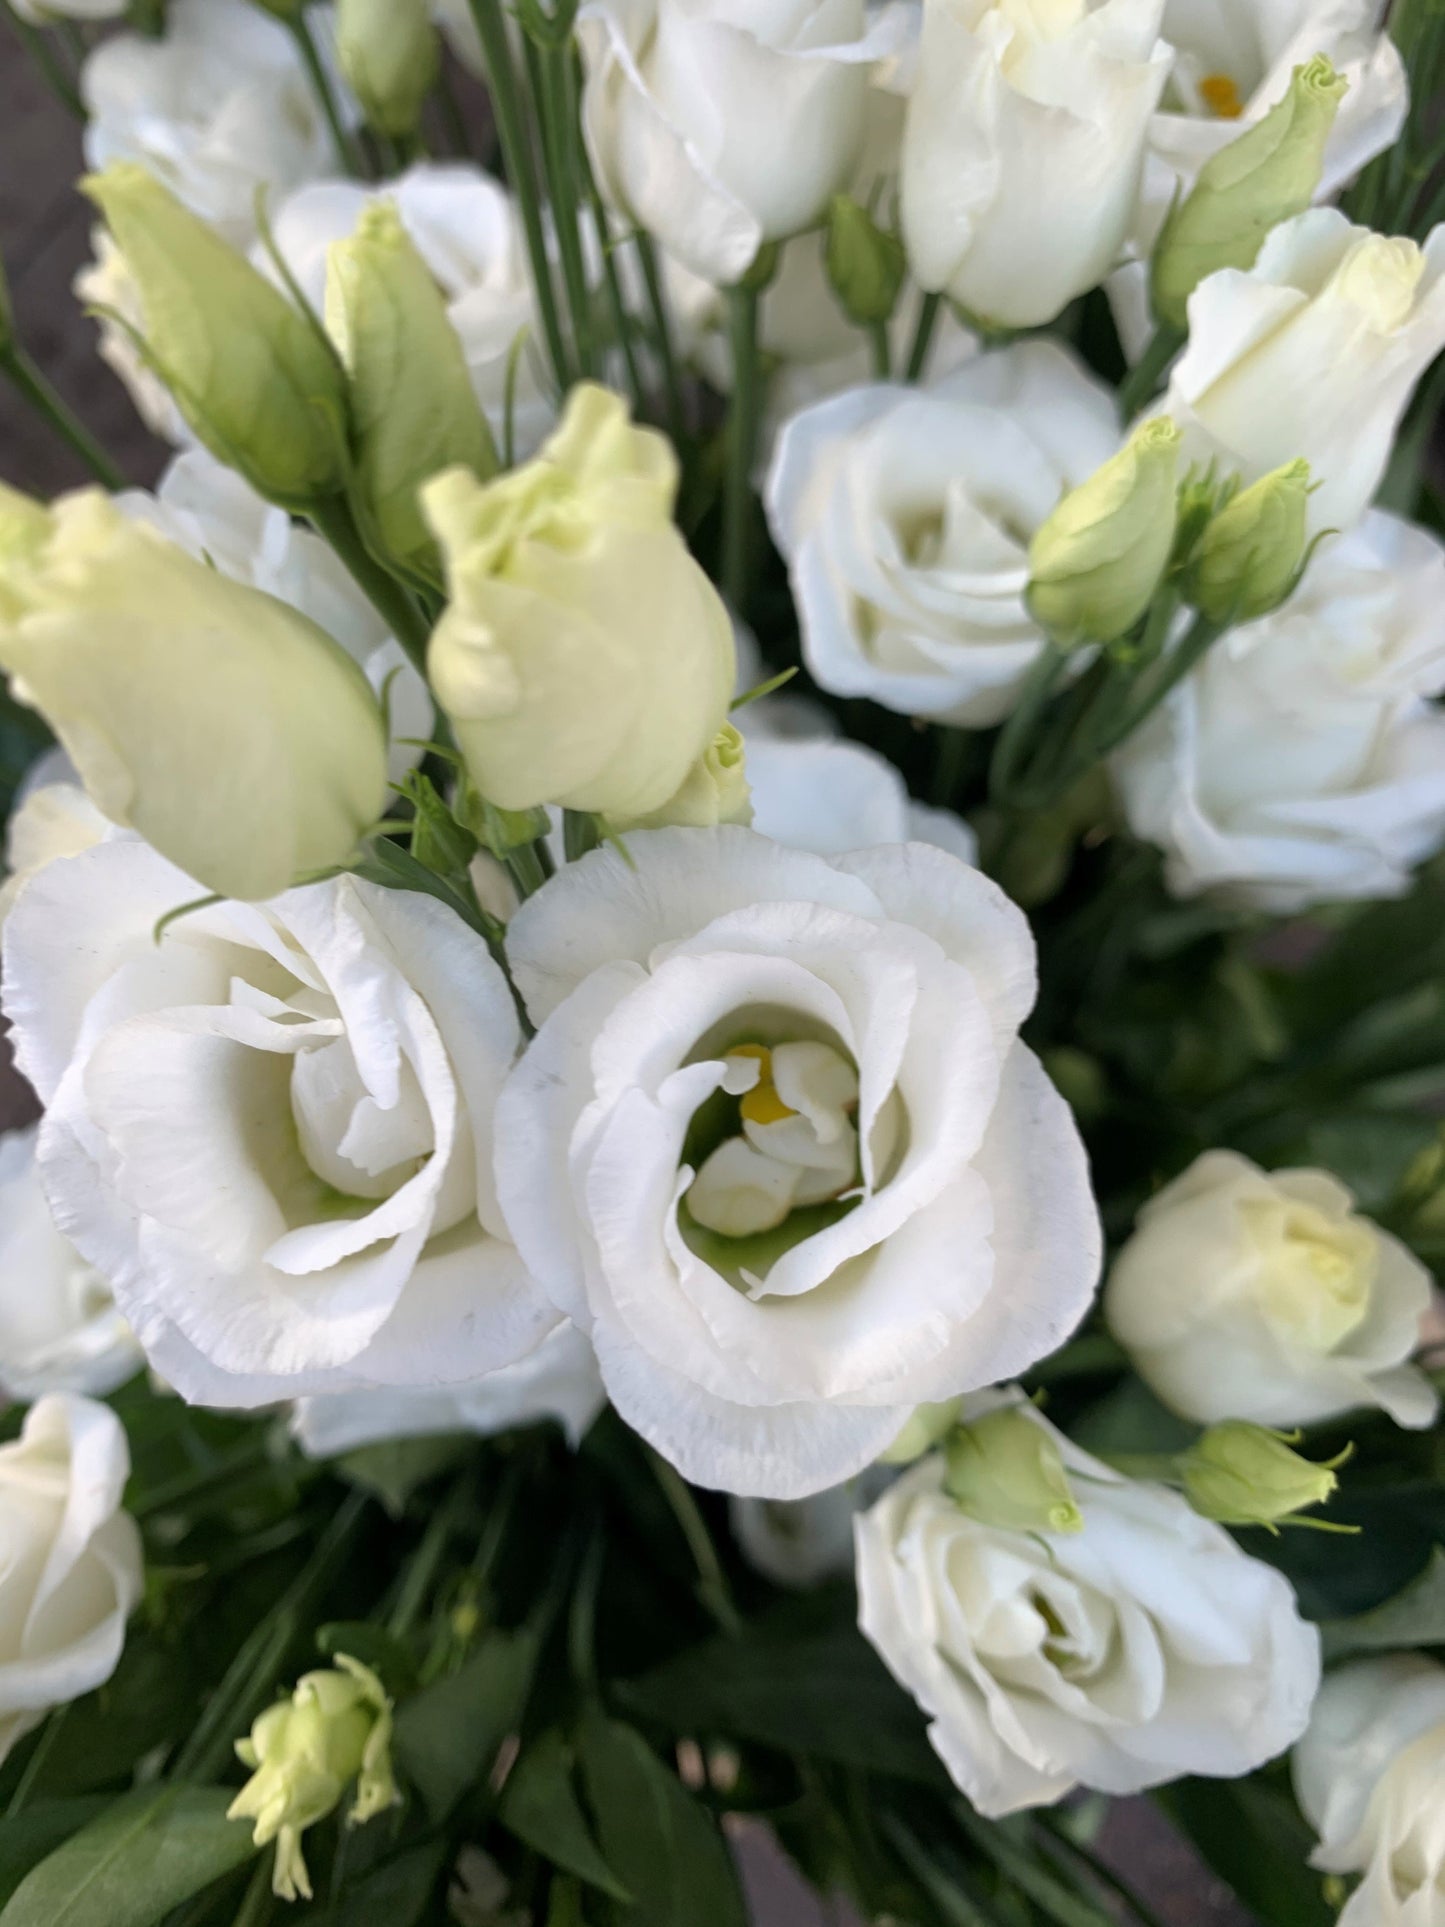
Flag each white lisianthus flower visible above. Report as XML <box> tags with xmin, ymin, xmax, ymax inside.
<box><xmin>1164</xmin><ymin>211</ymin><xmax>1445</xmax><ymax>537</ymax></box>
<box><xmin>765</xmin><ymin>342</ymin><xmax>1120</xmax><ymax>727</ymax></box>
<box><xmin>0</xmin><ymin>1394</ymin><xmax>143</xmax><ymax>1765</ymax></box>
<box><xmin>744</xmin><ymin>734</ymin><xmax>977</xmax><ymax>864</ymax></box>
<box><xmin>578</xmin><ymin>0</ymin><xmax>914</xmax><ymax>286</ymax></box>
<box><xmin>1105</xmin><ymin>1150</ymin><xmax>1439</xmax><ymax>1430</ymax></box>
<box><xmin>1113</xmin><ymin>510</ymin><xmax>1445</xmax><ymax>912</ymax></box>
<box><xmin>856</xmin><ymin>1399</ymin><xmax>1321</xmax><ymax>1814</ymax></box>
<box><xmin>291</xmin><ymin>1323</ymin><xmax>605</xmax><ymax>1457</ymax></box>
<box><xmin>1295</xmin><ymin>1656</ymin><xmax>1445</xmax><ymax>1927</ymax></box>
<box><xmin>0</xmin><ymin>1129</ymin><xmax>141</xmax><ymax>1401</ymax></box>
<box><xmin>900</xmin><ymin>0</ymin><xmax>1171</xmax><ymax>331</ymax></box>
<box><xmin>2</xmin><ymin>840</ymin><xmax>555</xmax><ymax>1408</ymax></box>
<box><xmin>494</xmin><ymin>827</ymin><xmax>1100</xmax><ymax>1498</ymax></box>
<box><xmin>122</xmin><ymin>450</ymin><xmax>431</xmax><ymax>784</ymax></box>
<box><xmin>264</xmin><ymin>166</ymin><xmax>554</xmax><ymax>460</ymax></box>
<box><xmin>0</xmin><ymin>780</ymin><xmax>109</xmax><ymax>926</ymax></box>
<box><xmin>81</xmin><ymin>0</ymin><xmax>349</xmax><ymax>248</ymax></box>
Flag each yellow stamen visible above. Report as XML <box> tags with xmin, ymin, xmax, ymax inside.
<box><xmin>740</xmin><ymin>1083</ymin><xmax>797</xmax><ymax>1128</ymax></box>
<box><xmin>1200</xmin><ymin>73</ymin><xmax>1245</xmax><ymax>120</ymax></box>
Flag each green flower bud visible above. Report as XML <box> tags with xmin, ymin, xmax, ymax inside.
<box><xmin>826</xmin><ymin>196</ymin><xmax>907</xmax><ymax>329</ymax></box>
<box><xmin>325</xmin><ymin>200</ymin><xmax>496</xmax><ymax>581</ymax></box>
<box><xmin>877</xmin><ymin>1398</ymin><xmax>965</xmax><ymax>1466</ymax></box>
<box><xmin>943</xmin><ymin>1405</ymin><xmax>1084</xmax><ymax>1536</ymax></box>
<box><xmin>1187</xmin><ymin>459</ymin><xmax>1313</xmax><ymax>623</ymax></box>
<box><xmin>81</xmin><ymin>163</ymin><xmax>348</xmax><ymax>507</ymax></box>
<box><xmin>611</xmin><ymin>724</ymin><xmax>752</xmax><ymax>832</ymax></box>
<box><xmin>1152</xmin><ymin>57</ymin><xmax>1349</xmax><ymax>331</ymax></box>
<box><xmin>1180</xmin><ymin>1422</ymin><xmax>1347</xmax><ymax>1532</ymax></box>
<box><xmin>336</xmin><ymin>0</ymin><xmax>441</xmax><ymax>139</ymax></box>
<box><xmin>228</xmin><ymin>1656</ymin><xmax>397</xmax><ymax>1903</ymax></box>
<box><xmin>1028</xmin><ymin>419</ymin><xmax>1182</xmax><ymax>646</ymax></box>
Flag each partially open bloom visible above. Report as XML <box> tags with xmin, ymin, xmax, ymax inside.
<box><xmin>856</xmin><ymin>1398</ymin><xmax>1321</xmax><ymax>1813</ymax></box>
<box><xmin>495</xmin><ymin>827</ymin><xmax>1099</xmax><ymax>1497</ymax></box>
<box><xmin>0</xmin><ymin>1395</ymin><xmax>143</xmax><ymax>1765</ymax></box>
<box><xmin>1105</xmin><ymin>1150</ymin><xmax>1439</xmax><ymax>1430</ymax></box>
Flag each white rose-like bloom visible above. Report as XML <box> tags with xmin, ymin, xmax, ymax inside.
<box><xmin>2</xmin><ymin>839</ymin><xmax>555</xmax><ymax>1408</ymax></box>
<box><xmin>1105</xmin><ymin>1150</ymin><xmax>1439</xmax><ymax>1430</ymax></box>
<box><xmin>743</xmin><ymin>725</ymin><xmax>977</xmax><ymax>863</ymax></box>
<box><xmin>856</xmin><ymin>1404</ymin><xmax>1321</xmax><ymax>1814</ymax></box>
<box><xmin>901</xmin><ymin>0</ymin><xmax>1171</xmax><ymax>331</ymax></box>
<box><xmin>766</xmin><ymin>342</ymin><xmax>1120</xmax><ymax>727</ymax></box>
<box><xmin>0</xmin><ymin>1394</ymin><xmax>143</xmax><ymax>1765</ymax></box>
<box><xmin>1165</xmin><ymin>211</ymin><xmax>1445</xmax><ymax>538</ymax></box>
<box><xmin>1295</xmin><ymin>1656</ymin><xmax>1445</xmax><ymax>1927</ymax></box>
<box><xmin>0</xmin><ymin>780</ymin><xmax>109</xmax><ymax>926</ymax></box>
<box><xmin>1113</xmin><ymin>511</ymin><xmax>1445</xmax><ymax>912</ymax></box>
<box><xmin>0</xmin><ymin>1129</ymin><xmax>141</xmax><ymax>1401</ymax></box>
<box><xmin>494</xmin><ymin>827</ymin><xmax>1100</xmax><ymax>1497</ymax></box>
<box><xmin>579</xmin><ymin>0</ymin><xmax>913</xmax><ymax>286</ymax></box>
<box><xmin>81</xmin><ymin>0</ymin><xmax>346</xmax><ymax>248</ymax></box>
<box><xmin>291</xmin><ymin>1323</ymin><xmax>605</xmax><ymax>1457</ymax></box>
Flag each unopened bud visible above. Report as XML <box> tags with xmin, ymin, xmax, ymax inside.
<box><xmin>877</xmin><ymin>1398</ymin><xmax>965</xmax><ymax>1466</ymax></box>
<box><xmin>1187</xmin><ymin>459</ymin><xmax>1312</xmax><ymax>623</ymax></box>
<box><xmin>336</xmin><ymin>0</ymin><xmax>441</xmax><ymax>139</ymax></box>
<box><xmin>82</xmin><ymin>164</ymin><xmax>348</xmax><ymax>507</ymax></box>
<box><xmin>228</xmin><ymin>1656</ymin><xmax>397</xmax><ymax>1903</ymax></box>
<box><xmin>826</xmin><ymin>197</ymin><xmax>906</xmax><ymax>329</ymax></box>
<box><xmin>1152</xmin><ymin>57</ymin><xmax>1348</xmax><ymax>331</ymax></box>
<box><xmin>1028</xmin><ymin>419</ymin><xmax>1182</xmax><ymax>646</ymax></box>
<box><xmin>943</xmin><ymin>1404</ymin><xmax>1083</xmax><ymax>1536</ymax></box>
<box><xmin>1180</xmin><ymin>1422</ymin><xmax>1348</xmax><ymax>1531</ymax></box>
<box><xmin>611</xmin><ymin>724</ymin><xmax>751</xmax><ymax>832</ymax></box>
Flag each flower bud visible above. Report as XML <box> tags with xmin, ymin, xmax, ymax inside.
<box><xmin>877</xmin><ymin>1397</ymin><xmax>965</xmax><ymax>1466</ymax></box>
<box><xmin>228</xmin><ymin>1655</ymin><xmax>396</xmax><ymax>1903</ymax></box>
<box><xmin>1152</xmin><ymin>58</ymin><xmax>1349</xmax><ymax>333</ymax></box>
<box><xmin>424</xmin><ymin>383</ymin><xmax>735</xmax><ymax>819</ymax></box>
<box><xmin>1028</xmin><ymin>419</ymin><xmax>1182</xmax><ymax>646</ymax></box>
<box><xmin>1186</xmin><ymin>459</ymin><xmax>1313</xmax><ymax>623</ymax></box>
<box><xmin>336</xmin><ymin>0</ymin><xmax>441</xmax><ymax>139</ymax></box>
<box><xmin>611</xmin><ymin>724</ymin><xmax>752</xmax><ymax>832</ymax></box>
<box><xmin>0</xmin><ymin>486</ymin><xmax>387</xmax><ymax>901</ymax></box>
<box><xmin>825</xmin><ymin>196</ymin><xmax>906</xmax><ymax>329</ymax></box>
<box><xmin>325</xmin><ymin>200</ymin><xmax>496</xmax><ymax>582</ymax></box>
<box><xmin>81</xmin><ymin>164</ymin><xmax>348</xmax><ymax>507</ymax></box>
<box><xmin>942</xmin><ymin>1404</ymin><xmax>1083</xmax><ymax>1536</ymax></box>
<box><xmin>1180</xmin><ymin>1422</ymin><xmax>1347</xmax><ymax>1531</ymax></box>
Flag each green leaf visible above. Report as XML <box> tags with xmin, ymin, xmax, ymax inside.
<box><xmin>574</xmin><ymin>1711</ymin><xmax>746</xmax><ymax>1927</ymax></box>
<box><xmin>0</xmin><ymin>1801</ymin><xmax>106</xmax><ymax>1911</ymax></box>
<box><xmin>392</xmin><ymin>1627</ymin><xmax>540</xmax><ymax>1820</ymax></box>
<box><xmin>315</xmin><ymin>1623</ymin><xmax>419</xmax><ymax>1697</ymax></box>
<box><xmin>1322</xmin><ymin>1544</ymin><xmax>1445</xmax><ymax>1659</ymax></box>
<box><xmin>335</xmin><ymin>1435</ymin><xmax>471</xmax><ymax>1517</ymax></box>
<box><xmin>0</xmin><ymin>1787</ymin><xmax>256</xmax><ymax>1927</ymax></box>
<box><xmin>1159</xmin><ymin>1777</ymin><xmax>1333</xmax><ymax>1927</ymax></box>
<box><xmin>498</xmin><ymin>1731</ymin><xmax>630</xmax><ymax>1901</ymax></box>
<box><xmin>323</xmin><ymin>1839</ymin><xmax>448</xmax><ymax>1926</ymax></box>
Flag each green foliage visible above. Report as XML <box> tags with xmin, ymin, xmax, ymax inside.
<box><xmin>392</xmin><ymin>1627</ymin><xmax>541</xmax><ymax>1820</ymax></box>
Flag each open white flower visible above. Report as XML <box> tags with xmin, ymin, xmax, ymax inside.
<box><xmin>1295</xmin><ymin>1656</ymin><xmax>1445</xmax><ymax>1927</ymax></box>
<box><xmin>494</xmin><ymin>827</ymin><xmax>1099</xmax><ymax>1498</ymax></box>
<box><xmin>0</xmin><ymin>1394</ymin><xmax>143</xmax><ymax>1766</ymax></box>
<box><xmin>292</xmin><ymin>1323</ymin><xmax>605</xmax><ymax>1457</ymax></box>
<box><xmin>1105</xmin><ymin>1150</ymin><xmax>1438</xmax><ymax>1430</ymax></box>
<box><xmin>1113</xmin><ymin>510</ymin><xmax>1445</xmax><ymax>912</ymax></box>
<box><xmin>0</xmin><ymin>779</ymin><xmax>109</xmax><ymax>926</ymax></box>
<box><xmin>0</xmin><ymin>1128</ymin><xmax>140</xmax><ymax>1402</ymax></box>
<box><xmin>1164</xmin><ymin>211</ymin><xmax>1445</xmax><ymax>537</ymax></box>
<box><xmin>766</xmin><ymin>342</ymin><xmax>1120</xmax><ymax>727</ymax></box>
<box><xmin>856</xmin><ymin>1400</ymin><xmax>1321</xmax><ymax>1813</ymax></box>
<box><xmin>3</xmin><ymin>839</ymin><xmax>554</xmax><ymax>1407</ymax></box>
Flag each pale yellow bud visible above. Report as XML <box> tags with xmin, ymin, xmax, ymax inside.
<box><xmin>826</xmin><ymin>196</ymin><xmax>906</xmax><ymax>328</ymax></box>
<box><xmin>943</xmin><ymin>1404</ymin><xmax>1083</xmax><ymax>1536</ymax></box>
<box><xmin>336</xmin><ymin>0</ymin><xmax>441</xmax><ymax>138</ymax></box>
<box><xmin>1187</xmin><ymin>459</ymin><xmax>1313</xmax><ymax>623</ymax></box>
<box><xmin>1180</xmin><ymin>1422</ymin><xmax>1347</xmax><ymax>1531</ymax></box>
<box><xmin>877</xmin><ymin>1398</ymin><xmax>965</xmax><ymax>1466</ymax></box>
<box><xmin>611</xmin><ymin>724</ymin><xmax>752</xmax><ymax>832</ymax></box>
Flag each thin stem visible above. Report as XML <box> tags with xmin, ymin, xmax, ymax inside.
<box><xmin>904</xmin><ymin>291</ymin><xmax>941</xmax><ymax>383</ymax></box>
<box><xmin>988</xmin><ymin>639</ymin><xmax>1070</xmax><ymax>809</ymax></box>
<box><xmin>306</xmin><ymin>495</ymin><xmax>433</xmax><ymax>675</ymax></box>
<box><xmin>505</xmin><ymin>837</ymin><xmax>551</xmax><ymax>900</ymax></box>
<box><xmin>1093</xmin><ymin>610</ymin><xmax>1223</xmax><ymax>754</ymax></box>
<box><xmin>644</xmin><ymin>1445</ymin><xmax>740</xmax><ymax>1635</ymax></box>
<box><xmin>233</xmin><ymin>1855</ymin><xmax>277</xmax><ymax>1927</ymax></box>
<box><xmin>589</xmin><ymin>189</ymin><xmax>646</xmax><ymax>414</ymax></box>
<box><xmin>530</xmin><ymin>38</ymin><xmax>594</xmax><ymax>379</ymax></box>
<box><xmin>286</xmin><ymin>13</ymin><xmax>359</xmax><ymax>178</ymax></box>
<box><xmin>1117</xmin><ymin>322</ymin><xmax>1185</xmax><ymax>422</ymax></box>
<box><xmin>0</xmin><ymin>1</ymin><xmax>84</xmax><ymax>118</ymax></box>
<box><xmin>5</xmin><ymin>1704</ymin><xmax>69</xmax><ymax>1818</ymax></box>
<box><xmin>0</xmin><ymin>347</ymin><xmax>127</xmax><ymax>489</ymax></box>
<box><xmin>868</xmin><ymin>321</ymin><xmax>891</xmax><ymax>380</ymax></box>
<box><xmin>633</xmin><ymin>231</ymin><xmax>685</xmax><ymax>445</ymax></box>
<box><xmin>722</xmin><ymin>278</ymin><xmax>763</xmax><ymax>615</ymax></box>
<box><xmin>387</xmin><ymin>1476</ymin><xmax>471</xmax><ymax>1639</ymax></box>
<box><xmin>563</xmin><ymin>809</ymin><xmax>601</xmax><ymax>862</ymax></box>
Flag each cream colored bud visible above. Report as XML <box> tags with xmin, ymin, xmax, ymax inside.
<box><xmin>611</xmin><ymin>724</ymin><xmax>752</xmax><ymax>832</ymax></box>
<box><xmin>1187</xmin><ymin>459</ymin><xmax>1313</xmax><ymax>623</ymax></box>
<box><xmin>877</xmin><ymin>1398</ymin><xmax>965</xmax><ymax>1466</ymax></box>
<box><xmin>1180</xmin><ymin>1422</ymin><xmax>1346</xmax><ymax>1531</ymax></box>
<box><xmin>943</xmin><ymin>1404</ymin><xmax>1083</xmax><ymax>1536</ymax></box>
<box><xmin>825</xmin><ymin>196</ymin><xmax>906</xmax><ymax>329</ymax></box>
<box><xmin>336</xmin><ymin>0</ymin><xmax>441</xmax><ymax>139</ymax></box>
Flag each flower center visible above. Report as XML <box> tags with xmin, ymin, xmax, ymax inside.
<box><xmin>1248</xmin><ymin>1200</ymin><xmax>1377</xmax><ymax>1354</ymax></box>
<box><xmin>1199</xmin><ymin>71</ymin><xmax>1244</xmax><ymax>119</ymax></box>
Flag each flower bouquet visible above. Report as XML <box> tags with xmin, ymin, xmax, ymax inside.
<box><xmin>0</xmin><ymin>0</ymin><xmax>1443</xmax><ymax>1923</ymax></box>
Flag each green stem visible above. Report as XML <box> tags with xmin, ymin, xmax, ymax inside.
<box><xmin>5</xmin><ymin>1705</ymin><xmax>69</xmax><ymax>1818</ymax></box>
<box><xmin>506</xmin><ymin>835</ymin><xmax>552</xmax><ymax>900</ymax></box>
<box><xmin>1117</xmin><ymin>322</ymin><xmax>1185</xmax><ymax>422</ymax></box>
<box><xmin>0</xmin><ymin>346</ymin><xmax>127</xmax><ymax>489</ymax></box>
<box><xmin>722</xmin><ymin>277</ymin><xmax>764</xmax><ymax>614</ymax></box>
<box><xmin>530</xmin><ymin>36</ymin><xmax>594</xmax><ymax>379</ymax></box>
<box><xmin>868</xmin><ymin>320</ymin><xmax>891</xmax><ymax>379</ymax></box>
<box><xmin>387</xmin><ymin>1476</ymin><xmax>471</xmax><ymax>1639</ymax></box>
<box><xmin>589</xmin><ymin>189</ymin><xmax>646</xmax><ymax>415</ymax></box>
<box><xmin>1092</xmin><ymin>610</ymin><xmax>1223</xmax><ymax>755</ymax></box>
<box><xmin>233</xmin><ymin>1855</ymin><xmax>277</xmax><ymax>1927</ymax></box>
<box><xmin>905</xmin><ymin>291</ymin><xmax>942</xmax><ymax>383</ymax></box>
<box><xmin>644</xmin><ymin>1445</ymin><xmax>740</xmax><ymax>1635</ymax></box>
<box><xmin>0</xmin><ymin>1</ymin><xmax>84</xmax><ymax>118</ymax></box>
<box><xmin>306</xmin><ymin>495</ymin><xmax>433</xmax><ymax>675</ymax></box>
<box><xmin>988</xmin><ymin>639</ymin><xmax>1070</xmax><ymax>809</ymax></box>
<box><xmin>563</xmin><ymin>809</ymin><xmax>601</xmax><ymax>862</ymax></box>
<box><xmin>286</xmin><ymin>13</ymin><xmax>359</xmax><ymax>178</ymax></box>
<box><xmin>467</xmin><ymin>0</ymin><xmax>572</xmax><ymax>389</ymax></box>
<box><xmin>633</xmin><ymin>230</ymin><xmax>685</xmax><ymax>446</ymax></box>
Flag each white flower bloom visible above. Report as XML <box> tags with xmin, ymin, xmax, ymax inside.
<box><xmin>1113</xmin><ymin>510</ymin><xmax>1445</xmax><ymax>912</ymax></box>
<box><xmin>1105</xmin><ymin>1150</ymin><xmax>1439</xmax><ymax>1430</ymax></box>
<box><xmin>1295</xmin><ymin>1656</ymin><xmax>1445</xmax><ymax>1927</ymax></box>
<box><xmin>744</xmin><ymin>735</ymin><xmax>977</xmax><ymax>863</ymax></box>
<box><xmin>578</xmin><ymin>0</ymin><xmax>913</xmax><ymax>286</ymax></box>
<box><xmin>264</xmin><ymin>165</ymin><xmax>554</xmax><ymax>460</ymax></box>
<box><xmin>121</xmin><ymin>450</ymin><xmax>431</xmax><ymax>783</ymax></box>
<box><xmin>765</xmin><ymin>341</ymin><xmax>1120</xmax><ymax>727</ymax></box>
<box><xmin>730</xmin><ymin>1466</ymin><xmax>889</xmax><ymax>1588</ymax></box>
<box><xmin>856</xmin><ymin>1400</ymin><xmax>1321</xmax><ymax>1814</ymax></box>
<box><xmin>81</xmin><ymin>0</ymin><xmax>348</xmax><ymax>249</ymax></box>
<box><xmin>900</xmin><ymin>0</ymin><xmax>1171</xmax><ymax>330</ymax></box>
<box><xmin>0</xmin><ymin>1129</ymin><xmax>140</xmax><ymax>1402</ymax></box>
<box><xmin>0</xmin><ymin>1394</ymin><xmax>143</xmax><ymax>1766</ymax></box>
<box><xmin>1164</xmin><ymin>210</ymin><xmax>1445</xmax><ymax>536</ymax></box>
<box><xmin>2</xmin><ymin>840</ymin><xmax>554</xmax><ymax>1407</ymax></box>
<box><xmin>291</xmin><ymin>1322</ymin><xmax>605</xmax><ymax>1456</ymax></box>
<box><xmin>73</xmin><ymin>232</ymin><xmax>191</xmax><ymax>448</ymax></box>
<box><xmin>494</xmin><ymin>827</ymin><xmax>1100</xmax><ymax>1498</ymax></box>
<box><xmin>1</xmin><ymin>780</ymin><xmax>109</xmax><ymax>926</ymax></box>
